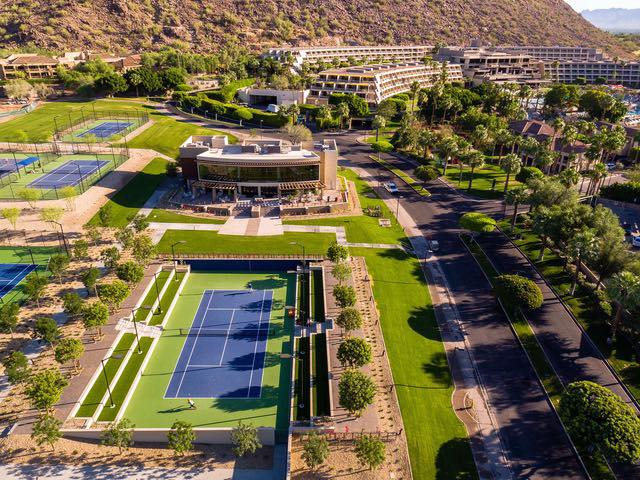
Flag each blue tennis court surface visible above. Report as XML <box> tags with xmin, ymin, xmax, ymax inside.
<box><xmin>0</xmin><ymin>263</ymin><xmax>37</xmax><ymax>298</ymax></box>
<box><xmin>0</xmin><ymin>156</ymin><xmax>39</xmax><ymax>177</ymax></box>
<box><xmin>28</xmin><ymin>159</ymin><xmax>109</xmax><ymax>189</ymax></box>
<box><xmin>78</xmin><ymin>121</ymin><xmax>132</xmax><ymax>139</ymax></box>
<box><xmin>165</xmin><ymin>289</ymin><xmax>273</xmax><ymax>399</ymax></box>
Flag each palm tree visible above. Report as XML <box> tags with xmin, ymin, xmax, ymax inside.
<box><xmin>536</xmin><ymin>149</ymin><xmax>556</xmax><ymax>174</ymax></box>
<box><xmin>505</xmin><ymin>185</ymin><xmax>528</xmax><ymax>231</ymax></box>
<box><xmin>336</xmin><ymin>103</ymin><xmax>350</xmax><ymax>130</ymax></box>
<box><xmin>567</xmin><ymin>228</ymin><xmax>596</xmax><ymax>295</ymax></box>
<box><xmin>316</xmin><ymin>105</ymin><xmax>332</xmax><ymax>128</ymax></box>
<box><xmin>371</xmin><ymin>115</ymin><xmax>386</xmax><ymax>142</ymax></box>
<box><xmin>417</xmin><ymin>129</ymin><xmax>436</xmax><ymax>163</ymax></box>
<box><xmin>606</xmin><ymin>271</ymin><xmax>640</xmax><ymax>342</ymax></box>
<box><xmin>633</xmin><ymin>132</ymin><xmax>640</xmax><ymax>164</ymax></box>
<box><xmin>470</xmin><ymin>125</ymin><xmax>491</xmax><ymax>152</ymax></box>
<box><xmin>409</xmin><ymin>81</ymin><xmax>421</xmax><ymax>111</ymax></box>
<box><xmin>558</xmin><ymin>168</ymin><xmax>580</xmax><ymax>190</ymax></box>
<box><xmin>437</xmin><ymin>136</ymin><xmax>458</xmax><ymax>176</ymax></box>
<box><xmin>495</xmin><ymin>129</ymin><xmax>513</xmax><ymax>161</ymax></box>
<box><xmin>501</xmin><ymin>153</ymin><xmax>522</xmax><ymax>193</ymax></box>
<box><xmin>465</xmin><ymin>150</ymin><xmax>485</xmax><ymax>191</ymax></box>
<box><xmin>588</xmin><ymin>162</ymin><xmax>607</xmax><ymax>196</ymax></box>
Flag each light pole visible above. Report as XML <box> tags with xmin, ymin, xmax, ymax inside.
<box><xmin>153</xmin><ymin>271</ymin><xmax>163</xmax><ymax>313</ymax></box>
<box><xmin>395</xmin><ymin>195</ymin><xmax>403</xmax><ymax>225</ymax></box>
<box><xmin>101</xmin><ymin>354</ymin><xmax>123</xmax><ymax>408</ymax></box>
<box><xmin>27</xmin><ymin>247</ymin><xmax>39</xmax><ymax>279</ymax></box>
<box><xmin>52</xmin><ymin>221</ymin><xmax>69</xmax><ymax>255</ymax></box>
<box><xmin>289</xmin><ymin>241</ymin><xmax>306</xmax><ymax>324</ymax></box>
<box><xmin>131</xmin><ymin>306</ymin><xmax>151</xmax><ymax>354</ymax></box>
<box><xmin>171</xmin><ymin>240</ymin><xmax>186</xmax><ymax>276</ymax></box>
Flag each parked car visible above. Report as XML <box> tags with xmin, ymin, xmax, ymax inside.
<box><xmin>384</xmin><ymin>182</ymin><xmax>398</xmax><ymax>194</ymax></box>
<box><xmin>606</xmin><ymin>162</ymin><xmax>616</xmax><ymax>171</ymax></box>
<box><xmin>429</xmin><ymin>240</ymin><xmax>439</xmax><ymax>252</ymax></box>
<box><xmin>632</xmin><ymin>235</ymin><xmax>640</xmax><ymax>248</ymax></box>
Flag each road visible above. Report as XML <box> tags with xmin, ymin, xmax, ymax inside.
<box><xmin>326</xmin><ymin>133</ymin><xmax>588</xmax><ymax>479</ymax></box>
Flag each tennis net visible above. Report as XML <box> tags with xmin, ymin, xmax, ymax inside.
<box><xmin>178</xmin><ymin>327</ymin><xmax>272</xmax><ymax>337</ymax></box>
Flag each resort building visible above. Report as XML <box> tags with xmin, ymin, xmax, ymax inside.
<box><xmin>436</xmin><ymin>47</ymin><xmax>548</xmax><ymax>86</ymax></box>
<box><xmin>492</xmin><ymin>46</ymin><xmax>607</xmax><ymax>62</ymax></box>
<box><xmin>266</xmin><ymin>45</ymin><xmax>434</xmax><ymax>70</ymax></box>
<box><xmin>237</xmin><ymin>87</ymin><xmax>309</xmax><ymax>107</ymax></box>
<box><xmin>0</xmin><ymin>54</ymin><xmax>59</xmax><ymax>80</ymax></box>
<box><xmin>179</xmin><ymin>135</ymin><xmax>338</xmax><ymax>201</ymax></box>
<box><xmin>541</xmin><ymin>60</ymin><xmax>640</xmax><ymax>87</ymax></box>
<box><xmin>307</xmin><ymin>62</ymin><xmax>463</xmax><ymax>106</ymax></box>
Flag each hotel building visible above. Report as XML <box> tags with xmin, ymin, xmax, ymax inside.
<box><xmin>179</xmin><ymin>135</ymin><xmax>338</xmax><ymax>200</ymax></box>
<box><xmin>493</xmin><ymin>46</ymin><xmax>607</xmax><ymax>62</ymax></box>
<box><xmin>541</xmin><ymin>60</ymin><xmax>640</xmax><ymax>87</ymax></box>
<box><xmin>307</xmin><ymin>62</ymin><xmax>463</xmax><ymax>106</ymax></box>
<box><xmin>0</xmin><ymin>54</ymin><xmax>59</xmax><ymax>80</ymax></box>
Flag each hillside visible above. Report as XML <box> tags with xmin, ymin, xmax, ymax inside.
<box><xmin>0</xmin><ymin>0</ymin><xmax>633</xmax><ymax>57</ymax></box>
<box><xmin>581</xmin><ymin>9</ymin><xmax>640</xmax><ymax>34</ymax></box>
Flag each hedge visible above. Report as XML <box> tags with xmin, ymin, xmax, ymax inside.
<box><xmin>515</xmin><ymin>166</ymin><xmax>544</xmax><ymax>184</ymax></box>
<box><xmin>205</xmin><ymin>78</ymin><xmax>255</xmax><ymax>103</ymax></box>
<box><xmin>180</xmin><ymin>95</ymin><xmax>286</xmax><ymax>127</ymax></box>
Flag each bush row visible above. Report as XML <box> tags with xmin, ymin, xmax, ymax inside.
<box><xmin>177</xmin><ymin>94</ymin><xmax>287</xmax><ymax>127</ymax></box>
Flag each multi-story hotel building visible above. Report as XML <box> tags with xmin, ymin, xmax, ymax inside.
<box><xmin>541</xmin><ymin>60</ymin><xmax>640</xmax><ymax>87</ymax></box>
<box><xmin>492</xmin><ymin>46</ymin><xmax>607</xmax><ymax>62</ymax></box>
<box><xmin>0</xmin><ymin>54</ymin><xmax>59</xmax><ymax>80</ymax></box>
<box><xmin>266</xmin><ymin>45</ymin><xmax>434</xmax><ymax>70</ymax></box>
<box><xmin>307</xmin><ymin>62</ymin><xmax>463</xmax><ymax>106</ymax></box>
<box><xmin>179</xmin><ymin>135</ymin><xmax>338</xmax><ymax>200</ymax></box>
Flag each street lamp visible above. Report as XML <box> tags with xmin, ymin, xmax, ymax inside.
<box><xmin>290</xmin><ymin>241</ymin><xmax>307</xmax><ymax>324</ymax></box>
<box><xmin>131</xmin><ymin>306</ymin><xmax>151</xmax><ymax>354</ymax></box>
<box><xmin>289</xmin><ymin>241</ymin><xmax>306</xmax><ymax>270</ymax></box>
<box><xmin>101</xmin><ymin>354</ymin><xmax>123</xmax><ymax>408</ymax></box>
<box><xmin>395</xmin><ymin>195</ymin><xmax>403</xmax><ymax>225</ymax></box>
<box><xmin>153</xmin><ymin>271</ymin><xmax>163</xmax><ymax>313</ymax></box>
<box><xmin>51</xmin><ymin>221</ymin><xmax>69</xmax><ymax>256</ymax></box>
<box><xmin>171</xmin><ymin>240</ymin><xmax>186</xmax><ymax>276</ymax></box>
<box><xmin>27</xmin><ymin>247</ymin><xmax>39</xmax><ymax>279</ymax></box>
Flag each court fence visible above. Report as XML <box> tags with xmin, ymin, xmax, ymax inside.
<box><xmin>0</xmin><ymin>142</ymin><xmax>129</xmax><ymax>200</ymax></box>
<box><xmin>159</xmin><ymin>253</ymin><xmax>325</xmax><ymax>261</ymax></box>
<box><xmin>53</xmin><ymin>107</ymin><xmax>150</xmax><ymax>144</ymax></box>
<box><xmin>0</xmin><ymin>228</ymin><xmax>69</xmax><ymax>251</ymax></box>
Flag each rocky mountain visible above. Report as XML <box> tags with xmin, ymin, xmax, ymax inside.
<box><xmin>581</xmin><ymin>8</ymin><xmax>640</xmax><ymax>34</ymax></box>
<box><xmin>0</xmin><ymin>0</ymin><xmax>633</xmax><ymax>57</ymax></box>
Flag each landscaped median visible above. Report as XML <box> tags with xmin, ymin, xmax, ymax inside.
<box><xmin>368</xmin><ymin>154</ymin><xmax>431</xmax><ymax>197</ymax></box>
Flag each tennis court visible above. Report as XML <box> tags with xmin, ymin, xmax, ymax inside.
<box><xmin>165</xmin><ymin>289</ymin><xmax>274</xmax><ymax>399</ymax></box>
<box><xmin>0</xmin><ymin>263</ymin><xmax>37</xmax><ymax>298</ymax></box>
<box><xmin>0</xmin><ymin>154</ymin><xmax>40</xmax><ymax>178</ymax></box>
<box><xmin>28</xmin><ymin>159</ymin><xmax>109</xmax><ymax>189</ymax></box>
<box><xmin>78</xmin><ymin>121</ymin><xmax>133</xmax><ymax>139</ymax></box>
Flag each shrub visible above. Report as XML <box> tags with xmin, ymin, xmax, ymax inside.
<box><xmin>231</xmin><ymin>421</ymin><xmax>262</xmax><ymax>457</ymax></box>
<box><xmin>516</xmin><ymin>166</ymin><xmax>544</xmax><ymax>184</ymax></box>
<box><xmin>414</xmin><ymin>165</ymin><xmax>439</xmax><ymax>181</ymax></box>
<box><xmin>337</xmin><ymin>337</ymin><xmax>372</xmax><ymax>367</ymax></box>
<box><xmin>371</xmin><ymin>141</ymin><xmax>393</xmax><ymax>153</ymax></box>
<box><xmin>301</xmin><ymin>432</ymin><xmax>329</xmax><ymax>470</ymax></box>
<box><xmin>333</xmin><ymin>285</ymin><xmax>357</xmax><ymax>308</ymax></box>
<box><xmin>34</xmin><ymin>317</ymin><xmax>60</xmax><ymax>344</ymax></box>
<box><xmin>600</xmin><ymin>182</ymin><xmax>640</xmax><ymax>204</ymax></box>
<box><xmin>116</xmin><ymin>261</ymin><xmax>144</xmax><ymax>285</ymax></box>
<box><xmin>494</xmin><ymin>274</ymin><xmax>543</xmax><ymax>310</ymax></box>
<box><xmin>459</xmin><ymin>212</ymin><xmax>496</xmax><ymax>234</ymax></box>
<box><xmin>327</xmin><ymin>242</ymin><xmax>349</xmax><ymax>263</ymax></box>
<box><xmin>3</xmin><ymin>351</ymin><xmax>30</xmax><ymax>384</ymax></box>
<box><xmin>355</xmin><ymin>434</ymin><xmax>386</xmax><ymax>470</ymax></box>
<box><xmin>233</xmin><ymin>107</ymin><xmax>253</xmax><ymax>121</ymax></box>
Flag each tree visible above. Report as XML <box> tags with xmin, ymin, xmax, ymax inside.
<box><xmin>0</xmin><ymin>302</ymin><xmax>20</xmax><ymax>334</ymax></box>
<box><xmin>54</xmin><ymin>338</ymin><xmax>84</xmax><ymax>372</ymax></box>
<box><xmin>62</xmin><ymin>292</ymin><xmax>84</xmax><ymax>317</ymax></box>
<box><xmin>377</xmin><ymin>99</ymin><xmax>397</xmax><ymax>120</ymax></box>
<box><xmin>336</xmin><ymin>307</ymin><xmax>362</xmax><ymax>334</ymax></box>
<box><xmin>48</xmin><ymin>254</ymin><xmax>70</xmax><ymax>284</ymax></box>
<box><xmin>116</xmin><ymin>261</ymin><xmax>144</xmax><ymax>285</ymax></box>
<box><xmin>592</xmin><ymin>233</ymin><xmax>628</xmax><ymax>289</ymax></box>
<box><xmin>494</xmin><ymin>274</ymin><xmax>543</xmax><ymax>310</ymax></box>
<box><xmin>414</xmin><ymin>165</ymin><xmax>438</xmax><ymax>182</ymax></box>
<box><xmin>338</xmin><ymin>369</ymin><xmax>376</xmax><ymax>417</ymax></box>
<box><xmin>465</xmin><ymin>151</ymin><xmax>485</xmax><ymax>191</ymax></box>
<box><xmin>167</xmin><ymin>420</ymin><xmax>195</xmax><ymax>456</ymax></box>
<box><xmin>333</xmin><ymin>285</ymin><xmax>357</xmax><ymax>308</ymax></box>
<box><xmin>500</xmin><ymin>153</ymin><xmax>522</xmax><ymax>193</ymax></box>
<box><xmin>566</xmin><ymin>228</ymin><xmax>597</xmax><ymax>295</ymax></box>
<box><xmin>72</xmin><ymin>239</ymin><xmax>89</xmax><ymax>260</ymax></box>
<box><xmin>82</xmin><ymin>301</ymin><xmax>109</xmax><ymax>339</ymax></box>
<box><xmin>331</xmin><ymin>262</ymin><xmax>351</xmax><ymax>284</ymax></box>
<box><xmin>23</xmin><ymin>272</ymin><xmax>48</xmax><ymax>307</ymax></box>
<box><xmin>25</xmin><ymin>369</ymin><xmax>68</xmax><ymax>411</ymax></box>
<box><xmin>371</xmin><ymin>115</ymin><xmax>386</xmax><ymax>142</ymax></box>
<box><xmin>0</xmin><ymin>207</ymin><xmax>20</xmax><ymax>230</ymax></box>
<box><xmin>336</xmin><ymin>102</ymin><xmax>350</xmax><ymax>130</ymax></box>
<box><xmin>505</xmin><ymin>185</ymin><xmax>528</xmax><ymax>231</ymax></box>
<box><xmin>132</xmin><ymin>234</ymin><xmax>156</xmax><ymax>265</ymax></box>
<box><xmin>31</xmin><ymin>414</ymin><xmax>62</xmax><ymax>451</ymax></box>
<box><xmin>327</xmin><ymin>242</ymin><xmax>349</xmax><ymax>263</ymax></box>
<box><xmin>17</xmin><ymin>188</ymin><xmax>40</xmax><ymax>208</ymax></box>
<box><xmin>102</xmin><ymin>418</ymin><xmax>135</xmax><ymax>454</ymax></box>
<box><xmin>35</xmin><ymin>317</ymin><xmax>60</xmax><ymax>345</ymax></box>
<box><xmin>337</xmin><ymin>337</ymin><xmax>372</xmax><ymax>367</ymax></box>
<box><xmin>354</xmin><ymin>434</ymin><xmax>386</xmax><ymax>470</ymax></box>
<box><xmin>98</xmin><ymin>204</ymin><xmax>113</xmax><ymax>226</ymax></box>
<box><xmin>605</xmin><ymin>271</ymin><xmax>640</xmax><ymax>340</ymax></box>
<box><xmin>59</xmin><ymin>186</ymin><xmax>79</xmax><ymax>211</ymax></box>
<box><xmin>559</xmin><ymin>381</ymin><xmax>640</xmax><ymax>463</ymax></box>
<box><xmin>459</xmin><ymin>212</ymin><xmax>496</xmax><ymax>235</ymax></box>
<box><xmin>4</xmin><ymin>79</ymin><xmax>34</xmax><ymax>100</ymax></box>
<box><xmin>284</xmin><ymin>124</ymin><xmax>313</xmax><ymax>144</ymax></box>
<box><xmin>100</xmin><ymin>246</ymin><xmax>121</xmax><ymax>269</ymax></box>
<box><xmin>115</xmin><ymin>227</ymin><xmax>135</xmax><ymax>249</ymax></box>
<box><xmin>231</xmin><ymin>421</ymin><xmax>262</xmax><ymax>457</ymax></box>
<box><xmin>129</xmin><ymin>214</ymin><xmax>150</xmax><ymax>233</ymax></box>
<box><xmin>2</xmin><ymin>351</ymin><xmax>30</xmax><ymax>384</ymax></box>
<box><xmin>302</xmin><ymin>433</ymin><xmax>329</xmax><ymax>470</ymax></box>
<box><xmin>39</xmin><ymin>207</ymin><xmax>65</xmax><ymax>231</ymax></box>
<box><xmin>82</xmin><ymin>267</ymin><xmax>100</xmax><ymax>296</ymax></box>
<box><xmin>95</xmin><ymin>73</ymin><xmax>128</xmax><ymax>96</ymax></box>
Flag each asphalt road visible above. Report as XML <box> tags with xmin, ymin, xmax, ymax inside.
<box><xmin>328</xmin><ymin>133</ymin><xmax>587</xmax><ymax>479</ymax></box>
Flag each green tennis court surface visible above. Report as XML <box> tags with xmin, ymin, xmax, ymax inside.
<box><xmin>123</xmin><ymin>271</ymin><xmax>294</xmax><ymax>429</ymax></box>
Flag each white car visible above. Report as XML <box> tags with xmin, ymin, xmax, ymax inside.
<box><xmin>429</xmin><ymin>240</ymin><xmax>440</xmax><ymax>252</ymax></box>
<box><xmin>384</xmin><ymin>182</ymin><xmax>398</xmax><ymax>194</ymax></box>
<box><xmin>632</xmin><ymin>235</ymin><xmax>640</xmax><ymax>248</ymax></box>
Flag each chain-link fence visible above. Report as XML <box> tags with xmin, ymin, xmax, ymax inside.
<box><xmin>52</xmin><ymin>108</ymin><xmax>150</xmax><ymax>144</ymax></box>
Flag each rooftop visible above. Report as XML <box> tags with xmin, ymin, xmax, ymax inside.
<box><xmin>318</xmin><ymin>62</ymin><xmax>445</xmax><ymax>76</ymax></box>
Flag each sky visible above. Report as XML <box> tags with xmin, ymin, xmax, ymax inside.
<box><xmin>566</xmin><ymin>0</ymin><xmax>639</xmax><ymax>11</ymax></box>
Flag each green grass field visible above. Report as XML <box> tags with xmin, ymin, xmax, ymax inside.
<box><xmin>133</xmin><ymin>270</ymin><xmax>171</xmax><ymax>322</ymax></box>
<box><xmin>444</xmin><ymin>163</ymin><xmax>521</xmax><ymax>199</ymax></box>
<box><xmin>123</xmin><ymin>271</ymin><xmax>294</xmax><ymax>429</ymax></box>
<box><xmin>147</xmin><ymin>209</ymin><xmax>225</xmax><ymax>224</ymax></box>
<box><xmin>156</xmin><ymin>231</ymin><xmax>336</xmax><ymax>256</ymax></box>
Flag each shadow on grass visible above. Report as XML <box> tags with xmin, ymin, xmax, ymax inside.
<box><xmin>435</xmin><ymin>437</ymin><xmax>478</xmax><ymax>480</ymax></box>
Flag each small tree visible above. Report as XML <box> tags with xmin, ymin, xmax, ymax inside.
<box><xmin>72</xmin><ymin>239</ymin><xmax>89</xmax><ymax>260</ymax></box>
<box><xmin>301</xmin><ymin>432</ymin><xmax>329</xmax><ymax>470</ymax></box>
<box><xmin>331</xmin><ymin>262</ymin><xmax>351</xmax><ymax>284</ymax></box>
<box><xmin>48</xmin><ymin>254</ymin><xmax>70</xmax><ymax>284</ymax></box>
<box><xmin>116</xmin><ymin>261</ymin><xmax>145</xmax><ymax>285</ymax></box>
<box><xmin>100</xmin><ymin>247</ymin><xmax>121</xmax><ymax>269</ymax></box>
<box><xmin>231</xmin><ymin>421</ymin><xmax>262</xmax><ymax>457</ymax></box>
<box><xmin>115</xmin><ymin>227</ymin><xmax>135</xmax><ymax>249</ymax></box>
<box><xmin>59</xmin><ymin>186</ymin><xmax>78</xmax><ymax>211</ymax></box>
<box><xmin>327</xmin><ymin>242</ymin><xmax>349</xmax><ymax>263</ymax></box>
<box><xmin>102</xmin><ymin>418</ymin><xmax>135</xmax><ymax>454</ymax></box>
<box><xmin>337</xmin><ymin>337</ymin><xmax>372</xmax><ymax>367</ymax></box>
<box><xmin>2</xmin><ymin>351</ymin><xmax>30</xmax><ymax>384</ymax></box>
<box><xmin>335</xmin><ymin>307</ymin><xmax>362</xmax><ymax>334</ymax></box>
<box><xmin>0</xmin><ymin>207</ymin><xmax>21</xmax><ymax>230</ymax></box>
<box><xmin>54</xmin><ymin>337</ymin><xmax>84</xmax><ymax>372</ymax></box>
<box><xmin>98</xmin><ymin>204</ymin><xmax>113</xmax><ymax>226</ymax></box>
<box><xmin>414</xmin><ymin>165</ymin><xmax>438</xmax><ymax>182</ymax></box>
<box><xmin>493</xmin><ymin>274</ymin><xmax>543</xmax><ymax>311</ymax></box>
<box><xmin>82</xmin><ymin>301</ymin><xmax>109</xmax><ymax>339</ymax></box>
<box><xmin>354</xmin><ymin>434</ymin><xmax>386</xmax><ymax>470</ymax></box>
<box><xmin>0</xmin><ymin>302</ymin><xmax>20</xmax><ymax>334</ymax></box>
<box><xmin>132</xmin><ymin>234</ymin><xmax>156</xmax><ymax>265</ymax></box>
<box><xmin>98</xmin><ymin>280</ymin><xmax>131</xmax><ymax>312</ymax></box>
<box><xmin>17</xmin><ymin>188</ymin><xmax>40</xmax><ymax>208</ymax></box>
<box><xmin>333</xmin><ymin>285</ymin><xmax>357</xmax><ymax>308</ymax></box>
<box><xmin>25</xmin><ymin>369</ymin><xmax>68</xmax><ymax>412</ymax></box>
<box><xmin>40</xmin><ymin>207</ymin><xmax>65</xmax><ymax>230</ymax></box>
<box><xmin>167</xmin><ymin>420</ymin><xmax>195</xmax><ymax>456</ymax></box>
<box><xmin>62</xmin><ymin>292</ymin><xmax>85</xmax><ymax>317</ymax></box>
<box><xmin>459</xmin><ymin>212</ymin><xmax>496</xmax><ymax>236</ymax></box>
<box><xmin>129</xmin><ymin>214</ymin><xmax>150</xmax><ymax>233</ymax></box>
<box><xmin>82</xmin><ymin>267</ymin><xmax>100</xmax><ymax>296</ymax></box>
<box><xmin>338</xmin><ymin>369</ymin><xmax>376</xmax><ymax>417</ymax></box>
<box><xmin>31</xmin><ymin>413</ymin><xmax>62</xmax><ymax>451</ymax></box>
<box><xmin>23</xmin><ymin>272</ymin><xmax>48</xmax><ymax>307</ymax></box>
<box><xmin>371</xmin><ymin>115</ymin><xmax>386</xmax><ymax>142</ymax></box>
<box><xmin>34</xmin><ymin>317</ymin><xmax>60</xmax><ymax>345</ymax></box>
<box><xmin>86</xmin><ymin>225</ymin><xmax>102</xmax><ymax>246</ymax></box>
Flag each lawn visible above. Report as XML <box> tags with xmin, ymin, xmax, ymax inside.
<box><xmin>133</xmin><ymin>270</ymin><xmax>171</xmax><ymax>322</ymax></box>
<box><xmin>284</xmin><ymin>168</ymin><xmax>408</xmax><ymax>246</ymax></box>
<box><xmin>86</xmin><ymin>157</ymin><xmax>168</xmax><ymax>228</ymax></box>
<box><xmin>351</xmin><ymin>247</ymin><xmax>476</xmax><ymax>480</ymax></box>
<box><xmin>369</xmin><ymin>154</ymin><xmax>430</xmax><ymax>197</ymax></box>
<box><xmin>156</xmin><ymin>230</ymin><xmax>336</xmax><ymax>256</ymax></box>
<box><xmin>147</xmin><ymin>209</ymin><xmax>225</xmax><ymax>224</ymax></box>
<box><xmin>444</xmin><ymin>163</ymin><xmax>521</xmax><ymax>198</ymax></box>
<box><xmin>147</xmin><ymin>271</ymin><xmax>186</xmax><ymax>327</ymax></box>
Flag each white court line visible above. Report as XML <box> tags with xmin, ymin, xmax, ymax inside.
<box><xmin>174</xmin><ymin>290</ymin><xmax>215</xmax><ymax>397</ymax></box>
<box><xmin>0</xmin><ymin>264</ymin><xmax>32</xmax><ymax>297</ymax></box>
<box><xmin>247</xmin><ymin>290</ymin><xmax>268</xmax><ymax>397</ymax></box>
<box><xmin>216</xmin><ymin>309</ymin><xmax>237</xmax><ymax>367</ymax></box>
